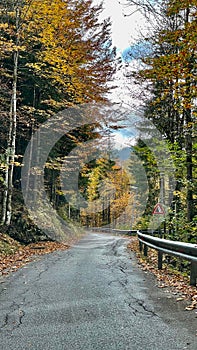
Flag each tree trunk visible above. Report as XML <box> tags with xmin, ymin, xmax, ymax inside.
<box><xmin>185</xmin><ymin>106</ymin><xmax>193</xmax><ymax>222</ymax></box>
<box><xmin>184</xmin><ymin>7</ymin><xmax>194</xmax><ymax>222</ymax></box>
<box><xmin>1</xmin><ymin>98</ymin><xmax>13</xmax><ymax>225</ymax></box>
<box><xmin>1</xmin><ymin>5</ymin><xmax>20</xmax><ymax>226</ymax></box>
<box><xmin>6</xmin><ymin>52</ymin><xmax>18</xmax><ymax>225</ymax></box>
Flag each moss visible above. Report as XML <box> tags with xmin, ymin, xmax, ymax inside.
<box><xmin>0</xmin><ymin>233</ymin><xmax>22</xmax><ymax>256</ymax></box>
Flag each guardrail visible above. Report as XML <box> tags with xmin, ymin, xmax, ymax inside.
<box><xmin>88</xmin><ymin>227</ymin><xmax>137</xmax><ymax>235</ymax></box>
<box><xmin>137</xmin><ymin>231</ymin><xmax>197</xmax><ymax>286</ymax></box>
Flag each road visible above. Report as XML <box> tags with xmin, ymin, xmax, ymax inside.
<box><xmin>0</xmin><ymin>232</ymin><xmax>196</xmax><ymax>350</ymax></box>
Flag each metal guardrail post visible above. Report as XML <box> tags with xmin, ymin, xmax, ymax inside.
<box><xmin>144</xmin><ymin>244</ymin><xmax>148</xmax><ymax>257</ymax></box>
<box><xmin>190</xmin><ymin>261</ymin><xmax>197</xmax><ymax>286</ymax></box>
<box><xmin>158</xmin><ymin>251</ymin><xmax>163</xmax><ymax>270</ymax></box>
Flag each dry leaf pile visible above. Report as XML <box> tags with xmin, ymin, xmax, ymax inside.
<box><xmin>0</xmin><ymin>234</ymin><xmax>70</xmax><ymax>276</ymax></box>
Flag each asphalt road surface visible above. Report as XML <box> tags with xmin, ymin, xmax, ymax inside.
<box><xmin>0</xmin><ymin>232</ymin><xmax>196</xmax><ymax>350</ymax></box>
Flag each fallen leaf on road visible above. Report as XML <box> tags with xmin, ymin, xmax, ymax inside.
<box><xmin>0</xmin><ymin>239</ymin><xmax>71</xmax><ymax>276</ymax></box>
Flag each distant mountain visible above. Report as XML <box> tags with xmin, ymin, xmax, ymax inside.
<box><xmin>122</xmin><ymin>41</ymin><xmax>152</xmax><ymax>62</ymax></box>
<box><xmin>112</xmin><ymin>147</ymin><xmax>132</xmax><ymax>161</ymax></box>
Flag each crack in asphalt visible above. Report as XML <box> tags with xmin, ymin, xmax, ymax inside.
<box><xmin>0</xmin><ymin>302</ymin><xmax>25</xmax><ymax>332</ymax></box>
<box><xmin>18</xmin><ymin>309</ymin><xmax>25</xmax><ymax>325</ymax></box>
<box><xmin>108</xmin><ymin>278</ymin><xmax>128</xmax><ymax>288</ymax></box>
<box><xmin>127</xmin><ymin>298</ymin><xmax>159</xmax><ymax>318</ymax></box>
<box><xmin>0</xmin><ymin>252</ymin><xmax>67</xmax><ymax>332</ymax></box>
<box><xmin>105</xmin><ymin>239</ymin><xmax>159</xmax><ymax>320</ymax></box>
<box><xmin>1</xmin><ymin>313</ymin><xmax>9</xmax><ymax>329</ymax></box>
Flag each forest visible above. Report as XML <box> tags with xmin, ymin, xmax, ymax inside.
<box><xmin>0</xmin><ymin>0</ymin><xmax>196</xmax><ymax>245</ymax></box>
<box><xmin>126</xmin><ymin>0</ymin><xmax>197</xmax><ymax>241</ymax></box>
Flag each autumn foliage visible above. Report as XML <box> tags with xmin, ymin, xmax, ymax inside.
<box><xmin>0</xmin><ymin>0</ymin><xmax>116</xmax><ymax>237</ymax></box>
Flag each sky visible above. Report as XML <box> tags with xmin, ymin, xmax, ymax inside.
<box><xmin>100</xmin><ymin>0</ymin><xmax>146</xmax><ymax>52</ymax></box>
<box><xmin>98</xmin><ymin>0</ymin><xmax>148</xmax><ymax>107</ymax></box>
<box><xmin>96</xmin><ymin>0</ymin><xmax>149</xmax><ymax>150</ymax></box>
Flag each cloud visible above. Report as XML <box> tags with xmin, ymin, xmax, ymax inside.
<box><xmin>112</xmin><ymin>130</ymin><xmax>136</xmax><ymax>150</ymax></box>
<box><xmin>99</xmin><ymin>0</ymin><xmax>148</xmax><ymax>51</ymax></box>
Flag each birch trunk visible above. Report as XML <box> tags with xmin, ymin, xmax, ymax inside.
<box><xmin>1</xmin><ymin>99</ymin><xmax>13</xmax><ymax>225</ymax></box>
<box><xmin>6</xmin><ymin>49</ymin><xmax>18</xmax><ymax>225</ymax></box>
<box><xmin>1</xmin><ymin>5</ymin><xmax>20</xmax><ymax>225</ymax></box>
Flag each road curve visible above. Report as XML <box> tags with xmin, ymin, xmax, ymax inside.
<box><xmin>0</xmin><ymin>232</ymin><xmax>196</xmax><ymax>350</ymax></box>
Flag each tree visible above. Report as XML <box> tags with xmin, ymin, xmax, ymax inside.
<box><xmin>0</xmin><ymin>1</ymin><xmax>23</xmax><ymax>225</ymax></box>
<box><xmin>23</xmin><ymin>0</ymin><xmax>116</xmax><ymax>104</ymax></box>
<box><xmin>0</xmin><ymin>0</ymin><xmax>116</xmax><ymax>238</ymax></box>
<box><xmin>79</xmin><ymin>158</ymin><xmax>131</xmax><ymax>228</ymax></box>
<box><xmin>125</xmin><ymin>0</ymin><xmax>196</xmax><ymax>229</ymax></box>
